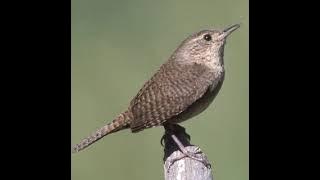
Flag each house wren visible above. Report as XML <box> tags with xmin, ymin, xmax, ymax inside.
<box><xmin>72</xmin><ymin>24</ymin><xmax>240</xmax><ymax>162</ymax></box>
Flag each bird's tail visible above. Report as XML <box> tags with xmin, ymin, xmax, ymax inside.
<box><xmin>72</xmin><ymin>110</ymin><xmax>131</xmax><ymax>153</ymax></box>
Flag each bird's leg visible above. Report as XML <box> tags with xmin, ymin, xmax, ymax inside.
<box><xmin>170</xmin><ymin>133</ymin><xmax>211</xmax><ymax>168</ymax></box>
<box><xmin>163</xmin><ymin>124</ymin><xmax>211</xmax><ymax>168</ymax></box>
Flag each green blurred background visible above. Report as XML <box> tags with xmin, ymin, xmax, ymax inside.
<box><xmin>71</xmin><ymin>0</ymin><xmax>248</xmax><ymax>179</ymax></box>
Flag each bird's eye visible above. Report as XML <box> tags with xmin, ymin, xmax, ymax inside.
<box><xmin>203</xmin><ymin>34</ymin><xmax>212</xmax><ymax>41</ymax></box>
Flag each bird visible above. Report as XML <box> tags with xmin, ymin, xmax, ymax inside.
<box><xmin>72</xmin><ymin>24</ymin><xmax>240</xmax><ymax>163</ymax></box>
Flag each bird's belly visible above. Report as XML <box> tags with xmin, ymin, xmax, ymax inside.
<box><xmin>168</xmin><ymin>79</ymin><xmax>224</xmax><ymax>124</ymax></box>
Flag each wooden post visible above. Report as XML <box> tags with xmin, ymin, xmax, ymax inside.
<box><xmin>162</xmin><ymin>124</ymin><xmax>213</xmax><ymax>180</ymax></box>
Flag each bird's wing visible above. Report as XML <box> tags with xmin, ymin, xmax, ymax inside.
<box><xmin>129</xmin><ymin>61</ymin><xmax>216</xmax><ymax>132</ymax></box>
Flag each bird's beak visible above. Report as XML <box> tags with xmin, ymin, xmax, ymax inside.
<box><xmin>220</xmin><ymin>24</ymin><xmax>240</xmax><ymax>39</ymax></box>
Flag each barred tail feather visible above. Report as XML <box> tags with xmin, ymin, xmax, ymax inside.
<box><xmin>72</xmin><ymin>111</ymin><xmax>131</xmax><ymax>153</ymax></box>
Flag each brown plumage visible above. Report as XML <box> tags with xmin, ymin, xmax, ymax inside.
<box><xmin>72</xmin><ymin>24</ymin><xmax>240</xmax><ymax>153</ymax></box>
